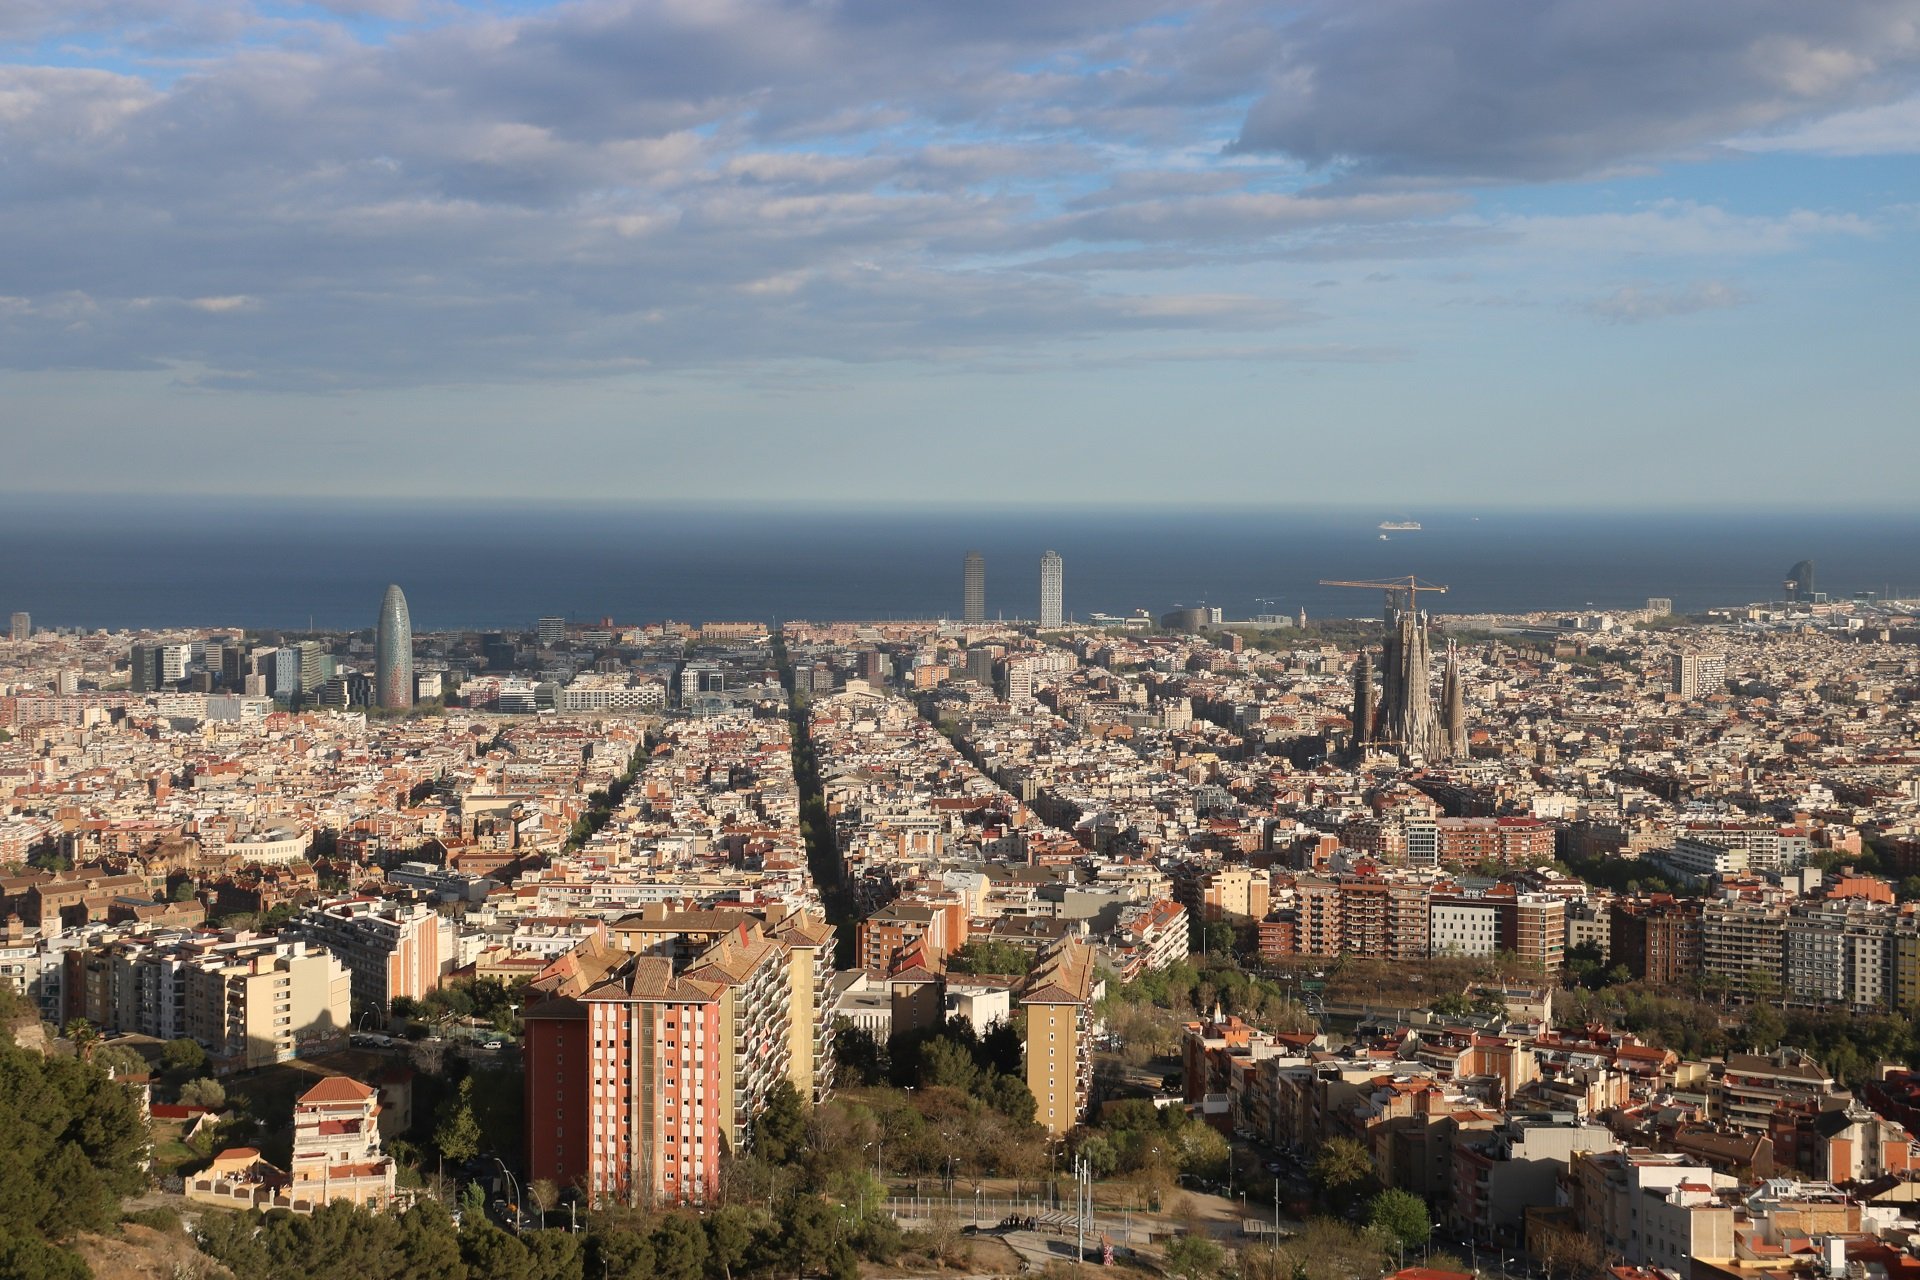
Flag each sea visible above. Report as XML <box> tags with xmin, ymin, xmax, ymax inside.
<box><xmin>2</xmin><ymin>497</ymin><xmax>1917</xmax><ymax>633</ymax></box>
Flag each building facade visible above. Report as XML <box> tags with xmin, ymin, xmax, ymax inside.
<box><xmin>375</xmin><ymin>583</ymin><xmax>415</xmax><ymax>710</ymax></box>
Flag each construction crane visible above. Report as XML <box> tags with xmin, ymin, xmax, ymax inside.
<box><xmin>1318</xmin><ymin>575</ymin><xmax>1449</xmax><ymax>612</ymax></box>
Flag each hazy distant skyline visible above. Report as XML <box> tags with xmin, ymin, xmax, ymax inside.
<box><xmin>3</xmin><ymin>1</ymin><xmax>1917</xmax><ymax>505</ymax></box>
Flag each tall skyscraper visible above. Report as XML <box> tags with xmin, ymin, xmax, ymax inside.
<box><xmin>537</xmin><ymin>615</ymin><xmax>566</xmax><ymax>647</ymax></box>
<box><xmin>1784</xmin><ymin>559</ymin><xmax>1816</xmax><ymax>602</ymax></box>
<box><xmin>129</xmin><ymin>643</ymin><xmax>162</xmax><ymax>693</ymax></box>
<box><xmin>8</xmin><ymin>612</ymin><xmax>29</xmax><ymax>642</ymax></box>
<box><xmin>1039</xmin><ymin>550</ymin><xmax>1064</xmax><ymax>628</ymax></box>
<box><xmin>963</xmin><ymin>551</ymin><xmax>985</xmax><ymax>624</ymax></box>
<box><xmin>376</xmin><ymin>583</ymin><xmax>415</xmax><ymax>709</ymax></box>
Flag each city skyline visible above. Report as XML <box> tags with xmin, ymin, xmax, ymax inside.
<box><xmin>1</xmin><ymin>3</ymin><xmax>1916</xmax><ymax>506</ymax></box>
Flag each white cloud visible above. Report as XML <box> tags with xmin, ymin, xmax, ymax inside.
<box><xmin>1736</xmin><ymin>94</ymin><xmax>1920</xmax><ymax>155</ymax></box>
<box><xmin>1584</xmin><ymin>280</ymin><xmax>1752</xmax><ymax>323</ymax></box>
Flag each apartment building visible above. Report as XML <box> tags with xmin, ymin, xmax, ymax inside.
<box><xmin>1114</xmin><ymin>899</ymin><xmax>1189</xmax><ymax>973</ymax></box>
<box><xmin>296</xmin><ymin>897</ymin><xmax>453</xmax><ymax>1015</ymax></box>
<box><xmin>1020</xmin><ymin>937</ymin><xmax>1101</xmax><ymax>1136</ymax></box>
<box><xmin>1700</xmin><ymin>900</ymin><xmax>1788</xmax><ymax>995</ymax></box>
<box><xmin>1570</xmin><ymin>1149</ymin><xmax>1719</xmax><ymax>1265</ymax></box>
<box><xmin>1610</xmin><ymin>897</ymin><xmax>1702</xmax><ymax>986</ymax></box>
<box><xmin>856</xmin><ymin>900</ymin><xmax>963</xmax><ymax>973</ymax></box>
<box><xmin>1434</xmin><ymin>817</ymin><xmax>1556</xmax><ymax>866</ymax></box>
<box><xmin>63</xmin><ymin>929</ymin><xmax>350</xmax><ymax>1070</ymax></box>
<box><xmin>288</xmin><ymin>1076</ymin><xmax>399</xmax><ymax>1210</ymax></box>
<box><xmin>524</xmin><ymin>911</ymin><xmax>829</xmax><ymax>1206</ymax></box>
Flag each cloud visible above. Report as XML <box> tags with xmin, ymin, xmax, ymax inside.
<box><xmin>1233</xmin><ymin>0</ymin><xmax>1920</xmax><ymax>179</ymax></box>
<box><xmin>1584</xmin><ymin>280</ymin><xmax>1752</xmax><ymax>323</ymax></box>
<box><xmin>0</xmin><ymin>0</ymin><xmax>1908</xmax><ymax>390</ymax></box>
<box><xmin>1736</xmin><ymin>93</ymin><xmax>1920</xmax><ymax>155</ymax></box>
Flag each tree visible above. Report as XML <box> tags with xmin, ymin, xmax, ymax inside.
<box><xmin>651</xmin><ymin>1214</ymin><xmax>709</xmax><ymax>1280</ymax></box>
<box><xmin>918</xmin><ymin>1037</ymin><xmax>980</xmax><ymax>1090</ymax></box>
<box><xmin>1367</xmin><ymin>1188</ymin><xmax>1430</xmax><ymax>1250</ymax></box>
<box><xmin>751</xmin><ymin>1078</ymin><xmax>809</xmax><ymax>1166</ymax></box>
<box><xmin>979</xmin><ymin>1071</ymin><xmax>1036</xmax><ymax>1124</ymax></box>
<box><xmin>59</xmin><ymin>1019</ymin><xmax>97</xmax><ymax>1060</ymax></box>
<box><xmin>0</xmin><ymin>1230</ymin><xmax>92</xmax><ymax>1280</ymax></box>
<box><xmin>589</xmin><ymin>1224</ymin><xmax>657</xmax><ymax>1280</ymax></box>
<box><xmin>528</xmin><ymin>1178</ymin><xmax>559</xmax><ymax>1218</ymax></box>
<box><xmin>160</xmin><ymin>1037</ymin><xmax>206</xmax><ymax>1074</ymax></box>
<box><xmin>0</xmin><ymin>1044</ymin><xmax>150</xmax><ymax>1248</ymax></box>
<box><xmin>435</xmin><ymin>1077</ymin><xmax>482</xmax><ymax>1165</ymax></box>
<box><xmin>93</xmin><ymin>1042</ymin><xmax>148</xmax><ymax>1077</ymax></box>
<box><xmin>1743</xmin><ymin>1003</ymin><xmax>1787</xmax><ymax>1053</ymax></box>
<box><xmin>1534</xmin><ymin>1224</ymin><xmax>1606</xmax><ymax>1280</ymax></box>
<box><xmin>703</xmin><ymin>1204</ymin><xmax>766</xmax><ymax>1280</ymax></box>
<box><xmin>460</xmin><ymin>1221</ymin><xmax>533</xmax><ymax>1280</ymax></box>
<box><xmin>179</xmin><ymin>1077</ymin><xmax>226</xmax><ymax>1109</ymax></box>
<box><xmin>1312</xmin><ymin>1136</ymin><xmax>1374</xmax><ymax>1196</ymax></box>
<box><xmin>1165</xmin><ymin>1234</ymin><xmax>1227</xmax><ymax>1279</ymax></box>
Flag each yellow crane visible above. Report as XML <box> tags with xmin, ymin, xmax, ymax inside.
<box><xmin>1318</xmin><ymin>575</ymin><xmax>1449</xmax><ymax>611</ymax></box>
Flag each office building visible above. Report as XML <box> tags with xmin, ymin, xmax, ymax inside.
<box><xmin>537</xmin><ymin>616</ymin><xmax>567</xmax><ymax>647</ymax></box>
<box><xmin>269</xmin><ymin>647</ymin><xmax>301</xmax><ymax>698</ymax></box>
<box><xmin>375</xmin><ymin>584</ymin><xmax>415</xmax><ymax>710</ymax></box>
<box><xmin>129</xmin><ymin>643</ymin><xmax>163</xmax><ymax>693</ymax></box>
<box><xmin>8</xmin><ymin>612</ymin><xmax>29</xmax><ymax>642</ymax></box>
<box><xmin>1039</xmin><ymin>550</ymin><xmax>1063</xmax><ymax>628</ymax></box>
<box><xmin>963</xmin><ymin>551</ymin><xmax>985</xmax><ymax>625</ymax></box>
<box><xmin>1672</xmin><ymin>653</ymin><xmax>1727</xmax><ymax>699</ymax></box>
<box><xmin>295</xmin><ymin>640</ymin><xmax>326</xmax><ymax>695</ymax></box>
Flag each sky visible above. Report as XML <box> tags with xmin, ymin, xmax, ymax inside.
<box><xmin>2</xmin><ymin>0</ymin><xmax>1918</xmax><ymax>507</ymax></box>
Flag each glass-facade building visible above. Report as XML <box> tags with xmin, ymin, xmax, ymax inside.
<box><xmin>376</xmin><ymin>583</ymin><xmax>415</xmax><ymax>709</ymax></box>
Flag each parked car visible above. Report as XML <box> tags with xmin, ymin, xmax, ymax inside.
<box><xmin>481</xmin><ymin>1039</ymin><xmax>505</xmax><ymax>1051</ymax></box>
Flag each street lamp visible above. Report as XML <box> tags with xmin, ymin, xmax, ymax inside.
<box><xmin>974</xmin><ymin>1184</ymin><xmax>982</xmax><ymax>1230</ymax></box>
<box><xmin>493</xmin><ymin>1158</ymin><xmax>522</xmax><ymax>1233</ymax></box>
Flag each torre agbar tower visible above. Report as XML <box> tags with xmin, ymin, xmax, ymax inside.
<box><xmin>375</xmin><ymin>583</ymin><xmax>415</xmax><ymax>709</ymax></box>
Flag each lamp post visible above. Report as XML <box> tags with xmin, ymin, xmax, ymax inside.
<box><xmin>493</xmin><ymin>1158</ymin><xmax>522</xmax><ymax>1232</ymax></box>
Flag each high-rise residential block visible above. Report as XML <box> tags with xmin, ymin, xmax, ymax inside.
<box><xmin>523</xmin><ymin>909</ymin><xmax>835</xmax><ymax>1207</ymax></box>
<box><xmin>376</xmin><ymin>584</ymin><xmax>415</xmax><ymax>709</ymax></box>
<box><xmin>1672</xmin><ymin>652</ymin><xmax>1726</xmax><ymax>699</ymax></box>
<box><xmin>8</xmin><ymin>612</ymin><xmax>29</xmax><ymax>642</ymax></box>
<box><xmin>963</xmin><ymin>551</ymin><xmax>985</xmax><ymax>624</ymax></box>
<box><xmin>1038</xmin><ymin>550</ymin><xmax>1064</xmax><ymax>628</ymax></box>
<box><xmin>296</xmin><ymin>897</ymin><xmax>452</xmax><ymax>1017</ymax></box>
<box><xmin>537</xmin><ymin>615</ymin><xmax>567</xmax><ymax>647</ymax></box>
<box><xmin>159</xmin><ymin>643</ymin><xmax>192</xmax><ymax>684</ymax></box>
<box><xmin>1019</xmin><ymin>937</ymin><xmax>1100</xmax><ymax>1136</ymax></box>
